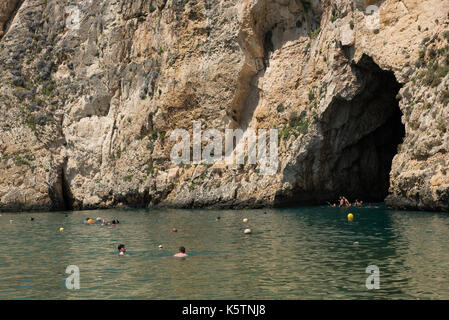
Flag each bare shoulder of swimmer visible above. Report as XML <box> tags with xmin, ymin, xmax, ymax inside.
<box><xmin>174</xmin><ymin>253</ymin><xmax>188</xmax><ymax>257</ymax></box>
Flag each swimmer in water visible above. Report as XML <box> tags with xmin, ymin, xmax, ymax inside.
<box><xmin>118</xmin><ymin>244</ymin><xmax>126</xmax><ymax>256</ymax></box>
<box><xmin>339</xmin><ymin>197</ymin><xmax>345</xmax><ymax>208</ymax></box>
<box><xmin>174</xmin><ymin>246</ymin><xmax>188</xmax><ymax>258</ymax></box>
<box><xmin>112</xmin><ymin>219</ymin><xmax>120</xmax><ymax>225</ymax></box>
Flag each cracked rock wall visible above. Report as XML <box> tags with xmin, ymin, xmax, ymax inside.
<box><xmin>1</xmin><ymin>0</ymin><xmax>449</xmax><ymax>212</ymax></box>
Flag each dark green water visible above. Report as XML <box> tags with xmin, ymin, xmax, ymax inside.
<box><xmin>0</xmin><ymin>205</ymin><xmax>448</xmax><ymax>300</ymax></box>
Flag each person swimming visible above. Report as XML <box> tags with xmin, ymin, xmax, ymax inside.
<box><xmin>174</xmin><ymin>246</ymin><xmax>188</xmax><ymax>258</ymax></box>
<box><xmin>118</xmin><ymin>244</ymin><xmax>126</xmax><ymax>256</ymax></box>
<box><xmin>338</xmin><ymin>196</ymin><xmax>351</xmax><ymax>208</ymax></box>
<box><xmin>327</xmin><ymin>201</ymin><xmax>337</xmax><ymax>207</ymax></box>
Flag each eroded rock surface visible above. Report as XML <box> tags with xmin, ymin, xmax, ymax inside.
<box><xmin>1</xmin><ymin>0</ymin><xmax>449</xmax><ymax>212</ymax></box>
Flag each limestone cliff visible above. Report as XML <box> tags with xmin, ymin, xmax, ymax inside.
<box><xmin>1</xmin><ymin>0</ymin><xmax>448</xmax><ymax>212</ymax></box>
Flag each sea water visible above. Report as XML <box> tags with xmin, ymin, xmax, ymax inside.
<box><xmin>0</xmin><ymin>205</ymin><xmax>448</xmax><ymax>299</ymax></box>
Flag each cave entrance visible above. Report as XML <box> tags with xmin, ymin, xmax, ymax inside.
<box><xmin>318</xmin><ymin>55</ymin><xmax>405</xmax><ymax>203</ymax></box>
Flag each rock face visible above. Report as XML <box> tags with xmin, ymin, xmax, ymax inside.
<box><xmin>0</xmin><ymin>0</ymin><xmax>448</xmax><ymax>212</ymax></box>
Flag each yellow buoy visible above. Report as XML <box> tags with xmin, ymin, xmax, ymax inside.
<box><xmin>59</xmin><ymin>227</ymin><xmax>64</xmax><ymax>232</ymax></box>
<box><xmin>243</xmin><ymin>218</ymin><xmax>249</xmax><ymax>223</ymax></box>
<box><xmin>347</xmin><ymin>213</ymin><xmax>354</xmax><ymax>221</ymax></box>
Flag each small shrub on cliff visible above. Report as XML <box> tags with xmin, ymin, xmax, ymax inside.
<box><xmin>277</xmin><ymin>104</ymin><xmax>285</xmax><ymax>112</ymax></box>
<box><xmin>308</xmin><ymin>89</ymin><xmax>315</xmax><ymax>101</ymax></box>
<box><xmin>280</xmin><ymin>112</ymin><xmax>310</xmax><ymax>141</ymax></box>
<box><xmin>421</xmin><ymin>61</ymin><xmax>449</xmax><ymax>87</ymax></box>
<box><xmin>444</xmin><ymin>31</ymin><xmax>449</xmax><ymax>41</ymax></box>
<box><xmin>151</xmin><ymin>130</ymin><xmax>158</xmax><ymax>140</ymax></box>
<box><xmin>418</xmin><ymin>50</ymin><xmax>425</xmax><ymax>61</ymax></box>
<box><xmin>26</xmin><ymin>116</ymin><xmax>36</xmax><ymax>131</ymax></box>
<box><xmin>421</xmin><ymin>37</ymin><xmax>431</xmax><ymax>45</ymax></box>
<box><xmin>311</xmin><ymin>28</ymin><xmax>321</xmax><ymax>39</ymax></box>
<box><xmin>437</xmin><ymin>121</ymin><xmax>447</xmax><ymax>134</ymax></box>
<box><xmin>13</xmin><ymin>155</ymin><xmax>30</xmax><ymax>166</ymax></box>
<box><xmin>440</xmin><ymin>90</ymin><xmax>449</xmax><ymax>105</ymax></box>
<box><xmin>146</xmin><ymin>167</ymin><xmax>155</xmax><ymax>176</ymax></box>
<box><xmin>409</xmin><ymin>120</ymin><xmax>419</xmax><ymax>130</ymax></box>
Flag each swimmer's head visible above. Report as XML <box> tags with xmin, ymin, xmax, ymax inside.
<box><xmin>179</xmin><ymin>246</ymin><xmax>186</xmax><ymax>254</ymax></box>
<box><xmin>118</xmin><ymin>244</ymin><xmax>126</xmax><ymax>253</ymax></box>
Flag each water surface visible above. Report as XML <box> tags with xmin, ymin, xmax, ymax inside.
<box><xmin>0</xmin><ymin>205</ymin><xmax>448</xmax><ymax>299</ymax></box>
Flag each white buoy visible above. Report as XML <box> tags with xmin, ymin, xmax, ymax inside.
<box><xmin>244</xmin><ymin>228</ymin><xmax>252</xmax><ymax>234</ymax></box>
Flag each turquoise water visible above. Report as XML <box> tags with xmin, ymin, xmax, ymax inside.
<box><xmin>0</xmin><ymin>205</ymin><xmax>448</xmax><ymax>300</ymax></box>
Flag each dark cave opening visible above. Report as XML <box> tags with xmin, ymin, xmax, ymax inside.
<box><xmin>320</xmin><ymin>55</ymin><xmax>406</xmax><ymax>202</ymax></box>
<box><xmin>277</xmin><ymin>55</ymin><xmax>406</xmax><ymax>206</ymax></box>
